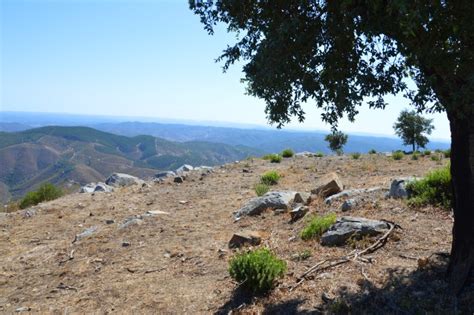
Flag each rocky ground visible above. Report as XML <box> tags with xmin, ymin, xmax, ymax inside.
<box><xmin>1</xmin><ymin>153</ymin><xmax>472</xmax><ymax>314</ymax></box>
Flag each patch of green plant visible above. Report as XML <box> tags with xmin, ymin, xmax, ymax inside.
<box><xmin>392</xmin><ymin>151</ymin><xmax>404</xmax><ymax>160</ymax></box>
<box><xmin>281</xmin><ymin>148</ymin><xmax>294</xmax><ymax>158</ymax></box>
<box><xmin>411</xmin><ymin>152</ymin><xmax>420</xmax><ymax>160</ymax></box>
<box><xmin>314</xmin><ymin>152</ymin><xmax>324</xmax><ymax>157</ymax></box>
<box><xmin>19</xmin><ymin>183</ymin><xmax>63</xmax><ymax>209</ymax></box>
<box><xmin>351</xmin><ymin>152</ymin><xmax>361</xmax><ymax>159</ymax></box>
<box><xmin>406</xmin><ymin>164</ymin><xmax>452</xmax><ymax>209</ymax></box>
<box><xmin>301</xmin><ymin>213</ymin><xmax>337</xmax><ymax>241</ymax></box>
<box><xmin>228</xmin><ymin>248</ymin><xmax>287</xmax><ymax>294</ymax></box>
<box><xmin>254</xmin><ymin>183</ymin><xmax>270</xmax><ymax>196</ymax></box>
<box><xmin>423</xmin><ymin>150</ymin><xmax>431</xmax><ymax>156</ymax></box>
<box><xmin>262</xmin><ymin>153</ymin><xmax>282</xmax><ymax>163</ymax></box>
<box><xmin>260</xmin><ymin>170</ymin><xmax>281</xmax><ymax>185</ymax></box>
<box><xmin>292</xmin><ymin>249</ymin><xmax>312</xmax><ymax>261</ymax></box>
<box><xmin>431</xmin><ymin>155</ymin><xmax>441</xmax><ymax>161</ymax></box>
<box><xmin>443</xmin><ymin>149</ymin><xmax>451</xmax><ymax>158</ymax></box>
<box><xmin>368</xmin><ymin>149</ymin><xmax>377</xmax><ymax>154</ymax></box>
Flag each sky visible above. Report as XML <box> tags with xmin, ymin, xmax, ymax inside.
<box><xmin>0</xmin><ymin>0</ymin><xmax>450</xmax><ymax>140</ymax></box>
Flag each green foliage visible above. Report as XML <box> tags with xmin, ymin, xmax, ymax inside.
<box><xmin>443</xmin><ymin>149</ymin><xmax>451</xmax><ymax>158</ymax></box>
<box><xmin>254</xmin><ymin>183</ymin><xmax>270</xmax><ymax>196</ymax></box>
<box><xmin>411</xmin><ymin>152</ymin><xmax>420</xmax><ymax>160</ymax></box>
<box><xmin>260</xmin><ymin>171</ymin><xmax>281</xmax><ymax>185</ymax></box>
<box><xmin>325</xmin><ymin>131</ymin><xmax>348</xmax><ymax>154</ymax></box>
<box><xmin>431</xmin><ymin>155</ymin><xmax>441</xmax><ymax>161</ymax></box>
<box><xmin>423</xmin><ymin>150</ymin><xmax>431</xmax><ymax>156</ymax></box>
<box><xmin>281</xmin><ymin>148</ymin><xmax>294</xmax><ymax>158</ymax></box>
<box><xmin>392</xmin><ymin>151</ymin><xmax>404</xmax><ymax>160</ymax></box>
<box><xmin>393</xmin><ymin>110</ymin><xmax>434</xmax><ymax>152</ymax></box>
<box><xmin>368</xmin><ymin>149</ymin><xmax>377</xmax><ymax>154</ymax></box>
<box><xmin>351</xmin><ymin>152</ymin><xmax>361</xmax><ymax>159</ymax></box>
<box><xmin>19</xmin><ymin>183</ymin><xmax>63</xmax><ymax>209</ymax></box>
<box><xmin>228</xmin><ymin>248</ymin><xmax>287</xmax><ymax>294</ymax></box>
<box><xmin>301</xmin><ymin>213</ymin><xmax>337</xmax><ymax>241</ymax></box>
<box><xmin>406</xmin><ymin>164</ymin><xmax>452</xmax><ymax>209</ymax></box>
<box><xmin>314</xmin><ymin>152</ymin><xmax>324</xmax><ymax>157</ymax></box>
<box><xmin>262</xmin><ymin>153</ymin><xmax>282</xmax><ymax>163</ymax></box>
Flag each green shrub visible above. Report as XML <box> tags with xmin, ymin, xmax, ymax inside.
<box><xmin>411</xmin><ymin>152</ymin><xmax>420</xmax><ymax>160</ymax></box>
<box><xmin>260</xmin><ymin>171</ymin><xmax>281</xmax><ymax>185</ymax></box>
<box><xmin>262</xmin><ymin>154</ymin><xmax>274</xmax><ymax>160</ymax></box>
<box><xmin>406</xmin><ymin>164</ymin><xmax>452</xmax><ymax>209</ymax></box>
<box><xmin>431</xmin><ymin>155</ymin><xmax>441</xmax><ymax>161</ymax></box>
<box><xmin>314</xmin><ymin>152</ymin><xmax>324</xmax><ymax>157</ymax></box>
<box><xmin>368</xmin><ymin>149</ymin><xmax>377</xmax><ymax>154</ymax></box>
<box><xmin>19</xmin><ymin>183</ymin><xmax>63</xmax><ymax>209</ymax></box>
<box><xmin>254</xmin><ymin>183</ymin><xmax>270</xmax><ymax>196</ymax></box>
<box><xmin>228</xmin><ymin>248</ymin><xmax>287</xmax><ymax>294</ymax></box>
<box><xmin>351</xmin><ymin>152</ymin><xmax>361</xmax><ymax>159</ymax></box>
<box><xmin>281</xmin><ymin>149</ymin><xmax>294</xmax><ymax>158</ymax></box>
<box><xmin>262</xmin><ymin>153</ymin><xmax>282</xmax><ymax>163</ymax></box>
<box><xmin>301</xmin><ymin>213</ymin><xmax>337</xmax><ymax>241</ymax></box>
<box><xmin>423</xmin><ymin>150</ymin><xmax>431</xmax><ymax>156</ymax></box>
<box><xmin>392</xmin><ymin>151</ymin><xmax>404</xmax><ymax>160</ymax></box>
<box><xmin>443</xmin><ymin>149</ymin><xmax>451</xmax><ymax>158</ymax></box>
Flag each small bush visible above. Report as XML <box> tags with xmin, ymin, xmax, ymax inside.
<box><xmin>423</xmin><ymin>150</ymin><xmax>431</xmax><ymax>156</ymax></box>
<box><xmin>19</xmin><ymin>183</ymin><xmax>63</xmax><ymax>209</ymax></box>
<box><xmin>263</xmin><ymin>154</ymin><xmax>282</xmax><ymax>163</ymax></box>
<box><xmin>281</xmin><ymin>149</ymin><xmax>294</xmax><ymax>158</ymax></box>
<box><xmin>431</xmin><ymin>155</ymin><xmax>441</xmax><ymax>161</ymax></box>
<box><xmin>314</xmin><ymin>152</ymin><xmax>324</xmax><ymax>157</ymax></box>
<box><xmin>254</xmin><ymin>183</ymin><xmax>270</xmax><ymax>196</ymax></box>
<box><xmin>443</xmin><ymin>149</ymin><xmax>451</xmax><ymax>158</ymax></box>
<box><xmin>301</xmin><ymin>213</ymin><xmax>337</xmax><ymax>241</ymax></box>
<box><xmin>392</xmin><ymin>151</ymin><xmax>404</xmax><ymax>160</ymax></box>
<box><xmin>260</xmin><ymin>171</ymin><xmax>281</xmax><ymax>185</ymax></box>
<box><xmin>406</xmin><ymin>164</ymin><xmax>452</xmax><ymax>209</ymax></box>
<box><xmin>368</xmin><ymin>149</ymin><xmax>377</xmax><ymax>154</ymax></box>
<box><xmin>262</xmin><ymin>154</ymin><xmax>274</xmax><ymax>160</ymax></box>
<box><xmin>411</xmin><ymin>152</ymin><xmax>420</xmax><ymax>160</ymax></box>
<box><xmin>351</xmin><ymin>152</ymin><xmax>361</xmax><ymax>159</ymax></box>
<box><xmin>228</xmin><ymin>248</ymin><xmax>287</xmax><ymax>294</ymax></box>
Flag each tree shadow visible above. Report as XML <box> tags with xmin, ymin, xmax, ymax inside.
<box><xmin>215</xmin><ymin>287</ymin><xmax>254</xmax><ymax>315</ymax></box>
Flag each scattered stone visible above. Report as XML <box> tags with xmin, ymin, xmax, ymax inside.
<box><xmin>155</xmin><ymin>171</ymin><xmax>176</xmax><ymax>179</ymax></box>
<box><xmin>311</xmin><ymin>173</ymin><xmax>343</xmax><ymax>198</ymax></box>
<box><xmin>119</xmin><ymin>217</ymin><xmax>143</xmax><ymax>229</ymax></box>
<box><xmin>242</xmin><ymin>168</ymin><xmax>251</xmax><ymax>173</ymax></box>
<box><xmin>105</xmin><ymin>219</ymin><xmax>115</xmax><ymax>224</ymax></box>
<box><xmin>290</xmin><ymin>206</ymin><xmax>309</xmax><ymax>222</ymax></box>
<box><xmin>321</xmin><ymin>217</ymin><xmax>390</xmax><ymax>246</ymax></box>
<box><xmin>21</xmin><ymin>208</ymin><xmax>36</xmax><ymax>218</ymax></box>
<box><xmin>234</xmin><ymin>191</ymin><xmax>297</xmax><ymax>218</ymax></box>
<box><xmin>176</xmin><ymin>164</ymin><xmax>194</xmax><ymax>174</ymax></box>
<box><xmin>105</xmin><ymin>173</ymin><xmax>143</xmax><ymax>187</ymax></box>
<box><xmin>73</xmin><ymin>226</ymin><xmax>98</xmax><ymax>243</ymax></box>
<box><xmin>93</xmin><ymin>182</ymin><xmax>114</xmax><ymax>192</ymax></box>
<box><xmin>80</xmin><ymin>183</ymin><xmax>96</xmax><ymax>193</ymax></box>
<box><xmin>295</xmin><ymin>151</ymin><xmax>315</xmax><ymax>157</ymax></box>
<box><xmin>146</xmin><ymin>210</ymin><xmax>169</xmax><ymax>216</ymax></box>
<box><xmin>389</xmin><ymin>178</ymin><xmax>415</xmax><ymax>199</ymax></box>
<box><xmin>341</xmin><ymin>199</ymin><xmax>357</xmax><ymax>212</ymax></box>
<box><xmin>15</xmin><ymin>307</ymin><xmax>31</xmax><ymax>313</ymax></box>
<box><xmin>174</xmin><ymin>176</ymin><xmax>184</xmax><ymax>183</ymax></box>
<box><xmin>274</xmin><ymin>208</ymin><xmax>287</xmax><ymax>215</ymax></box>
<box><xmin>228</xmin><ymin>231</ymin><xmax>263</xmax><ymax>248</ymax></box>
<box><xmin>179</xmin><ymin>200</ymin><xmax>188</xmax><ymax>205</ymax></box>
<box><xmin>294</xmin><ymin>192</ymin><xmax>311</xmax><ymax>205</ymax></box>
<box><xmin>122</xmin><ymin>241</ymin><xmax>131</xmax><ymax>247</ymax></box>
<box><xmin>324</xmin><ymin>187</ymin><xmax>385</xmax><ymax>205</ymax></box>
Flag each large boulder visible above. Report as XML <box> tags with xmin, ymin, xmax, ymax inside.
<box><xmin>234</xmin><ymin>191</ymin><xmax>297</xmax><ymax>218</ymax></box>
<box><xmin>155</xmin><ymin>171</ymin><xmax>176</xmax><ymax>179</ymax></box>
<box><xmin>321</xmin><ymin>216</ymin><xmax>390</xmax><ymax>246</ymax></box>
<box><xmin>105</xmin><ymin>173</ymin><xmax>143</xmax><ymax>187</ymax></box>
<box><xmin>324</xmin><ymin>187</ymin><xmax>385</xmax><ymax>205</ymax></box>
<box><xmin>176</xmin><ymin>164</ymin><xmax>194</xmax><ymax>174</ymax></box>
<box><xmin>389</xmin><ymin>178</ymin><xmax>415</xmax><ymax>199</ymax></box>
<box><xmin>311</xmin><ymin>173</ymin><xmax>343</xmax><ymax>198</ymax></box>
<box><xmin>80</xmin><ymin>182</ymin><xmax>114</xmax><ymax>193</ymax></box>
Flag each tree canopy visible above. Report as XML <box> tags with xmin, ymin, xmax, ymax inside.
<box><xmin>393</xmin><ymin>109</ymin><xmax>434</xmax><ymax>152</ymax></box>
<box><xmin>324</xmin><ymin>130</ymin><xmax>348</xmax><ymax>154</ymax></box>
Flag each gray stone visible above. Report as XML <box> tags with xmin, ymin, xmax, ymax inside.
<box><xmin>321</xmin><ymin>216</ymin><xmax>390</xmax><ymax>246</ymax></box>
<box><xmin>105</xmin><ymin>173</ymin><xmax>143</xmax><ymax>187</ymax></box>
<box><xmin>80</xmin><ymin>183</ymin><xmax>96</xmax><ymax>193</ymax></box>
<box><xmin>176</xmin><ymin>164</ymin><xmax>194</xmax><ymax>174</ymax></box>
<box><xmin>234</xmin><ymin>191</ymin><xmax>297</xmax><ymax>218</ymax></box>
<box><xmin>105</xmin><ymin>219</ymin><xmax>115</xmax><ymax>224</ymax></box>
<box><xmin>119</xmin><ymin>217</ymin><xmax>143</xmax><ymax>229</ymax></box>
<box><xmin>21</xmin><ymin>208</ymin><xmax>37</xmax><ymax>218</ymax></box>
<box><xmin>228</xmin><ymin>231</ymin><xmax>263</xmax><ymax>248</ymax></box>
<box><xmin>93</xmin><ymin>182</ymin><xmax>114</xmax><ymax>192</ymax></box>
<box><xmin>290</xmin><ymin>206</ymin><xmax>309</xmax><ymax>222</ymax></box>
<box><xmin>389</xmin><ymin>178</ymin><xmax>415</xmax><ymax>199</ymax></box>
<box><xmin>324</xmin><ymin>187</ymin><xmax>385</xmax><ymax>205</ymax></box>
<box><xmin>174</xmin><ymin>176</ymin><xmax>184</xmax><ymax>183</ymax></box>
<box><xmin>294</xmin><ymin>192</ymin><xmax>311</xmax><ymax>205</ymax></box>
<box><xmin>341</xmin><ymin>199</ymin><xmax>357</xmax><ymax>212</ymax></box>
<box><xmin>311</xmin><ymin>173</ymin><xmax>343</xmax><ymax>198</ymax></box>
<box><xmin>155</xmin><ymin>171</ymin><xmax>175</xmax><ymax>179</ymax></box>
<box><xmin>73</xmin><ymin>226</ymin><xmax>98</xmax><ymax>243</ymax></box>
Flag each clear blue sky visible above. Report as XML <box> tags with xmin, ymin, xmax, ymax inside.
<box><xmin>1</xmin><ymin>0</ymin><xmax>450</xmax><ymax>139</ymax></box>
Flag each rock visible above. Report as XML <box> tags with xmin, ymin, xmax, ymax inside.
<box><xmin>119</xmin><ymin>217</ymin><xmax>143</xmax><ymax>229</ymax></box>
<box><xmin>341</xmin><ymin>199</ymin><xmax>357</xmax><ymax>212</ymax></box>
<box><xmin>294</xmin><ymin>192</ymin><xmax>311</xmax><ymax>205</ymax></box>
<box><xmin>176</xmin><ymin>164</ymin><xmax>194</xmax><ymax>174</ymax></box>
<box><xmin>321</xmin><ymin>217</ymin><xmax>390</xmax><ymax>246</ymax></box>
<box><xmin>105</xmin><ymin>173</ymin><xmax>143</xmax><ymax>187</ymax></box>
<box><xmin>122</xmin><ymin>241</ymin><xmax>131</xmax><ymax>247</ymax></box>
<box><xmin>73</xmin><ymin>226</ymin><xmax>98</xmax><ymax>243</ymax></box>
<box><xmin>155</xmin><ymin>171</ymin><xmax>176</xmax><ymax>179</ymax></box>
<box><xmin>290</xmin><ymin>206</ymin><xmax>309</xmax><ymax>222</ymax></box>
<box><xmin>242</xmin><ymin>168</ymin><xmax>251</xmax><ymax>173</ymax></box>
<box><xmin>228</xmin><ymin>231</ymin><xmax>263</xmax><ymax>248</ymax></box>
<box><xmin>295</xmin><ymin>151</ymin><xmax>314</xmax><ymax>157</ymax></box>
<box><xmin>234</xmin><ymin>191</ymin><xmax>297</xmax><ymax>218</ymax></box>
<box><xmin>324</xmin><ymin>187</ymin><xmax>385</xmax><ymax>205</ymax></box>
<box><xmin>21</xmin><ymin>208</ymin><xmax>36</xmax><ymax>218</ymax></box>
<box><xmin>195</xmin><ymin>166</ymin><xmax>213</xmax><ymax>172</ymax></box>
<box><xmin>80</xmin><ymin>183</ymin><xmax>96</xmax><ymax>193</ymax></box>
<box><xmin>311</xmin><ymin>173</ymin><xmax>343</xmax><ymax>198</ymax></box>
<box><xmin>105</xmin><ymin>219</ymin><xmax>115</xmax><ymax>224</ymax></box>
<box><xmin>389</xmin><ymin>178</ymin><xmax>415</xmax><ymax>199</ymax></box>
<box><xmin>174</xmin><ymin>176</ymin><xmax>184</xmax><ymax>183</ymax></box>
<box><xmin>15</xmin><ymin>307</ymin><xmax>31</xmax><ymax>313</ymax></box>
<box><xmin>146</xmin><ymin>210</ymin><xmax>169</xmax><ymax>215</ymax></box>
<box><xmin>93</xmin><ymin>182</ymin><xmax>114</xmax><ymax>192</ymax></box>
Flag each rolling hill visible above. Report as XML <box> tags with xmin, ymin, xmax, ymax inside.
<box><xmin>0</xmin><ymin>126</ymin><xmax>261</xmax><ymax>203</ymax></box>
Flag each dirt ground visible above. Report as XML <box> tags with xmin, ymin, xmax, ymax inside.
<box><xmin>1</xmin><ymin>153</ymin><xmax>472</xmax><ymax>314</ymax></box>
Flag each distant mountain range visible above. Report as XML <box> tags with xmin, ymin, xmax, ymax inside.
<box><xmin>0</xmin><ymin>126</ymin><xmax>261</xmax><ymax>203</ymax></box>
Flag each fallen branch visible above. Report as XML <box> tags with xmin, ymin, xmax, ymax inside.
<box><xmin>291</xmin><ymin>222</ymin><xmax>396</xmax><ymax>292</ymax></box>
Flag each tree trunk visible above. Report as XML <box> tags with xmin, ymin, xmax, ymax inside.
<box><xmin>412</xmin><ymin>142</ymin><xmax>416</xmax><ymax>153</ymax></box>
<box><xmin>447</xmin><ymin>112</ymin><xmax>474</xmax><ymax>294</ymax></box>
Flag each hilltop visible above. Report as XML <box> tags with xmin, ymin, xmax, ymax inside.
<box><xmin>0</xmin><ymin>153</ymin><xmax>471</xmax><ymax>313</ymax></box>
<box><xmin>0</xmin><ymin>126</ymin><xmax>261</xmax><ymax>202</ymax></box>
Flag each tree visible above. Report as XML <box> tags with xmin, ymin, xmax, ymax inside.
<box><xmin>324</xmin><ymin>130</ymin><xmax>348</xmax><ymax>155</ymax></box>
<box><xmin>190</xmin><ymin>1</ymin><xmax>474</xmax><ymax>293</ymax></box>
<box><xmin>393</xmin><ymin>110</ymin><xmax>434</xmax><ymax>152</ymax></box>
